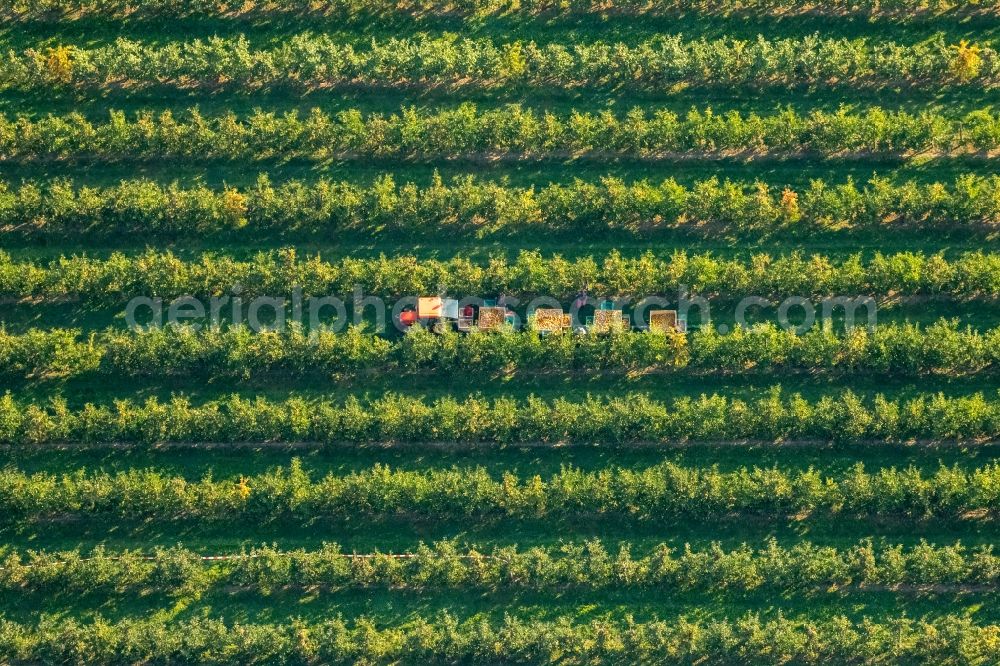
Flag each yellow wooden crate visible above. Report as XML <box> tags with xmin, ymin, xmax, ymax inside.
<box><xmin>533</xmin><ymin>308</ymin><xmax>567</xmax><ymax>332</ymax></box>
<box><xmin>477</xmin><ymin>306</ymin><xmax>507</xmax><ymax>330</ymax></box>
<box><xmin>591</xmin><ymin>309</ymin><xmax>624</xmax><ymax>333</ymax></box>
<box><xmin>649</xmin><ymin>310</ymin><xmax>679</xmax><ymax>333</ymax></box>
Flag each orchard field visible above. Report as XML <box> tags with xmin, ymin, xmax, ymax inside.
<box><xmin>3</xmin><ymin>0</ymin><xmax>1000</xmax><ymax>663</ymax></box>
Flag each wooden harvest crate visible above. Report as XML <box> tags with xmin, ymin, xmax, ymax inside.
<box><xmin>649</xmin><ymin>310</ymin><xmax>679</xmax><ymax>333</ymax></box>
<box><xmin>591</xmin><ymin>309</ymin><xmax>625</xmax><ymax>333</ymax></box>
<box><xmin>533</xmin><ymin>308</ymin><xmax>569</xmax><ymax>332</ymax></box>
<box><xmin>477</xmin><ymin>306</ymin><xmax>507</xmax><ymax>331</ymax></box>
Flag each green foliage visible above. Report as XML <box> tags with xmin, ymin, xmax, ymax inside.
<box><xmin>5</xmin><ymin>0</ymin><xmax>999</xmax><ymax>640</ymax></box>
<box><xmin>1</xmin><ymin>613</ymin><xmax>999</xmax><ymax>664</ymax></box>
<box><xmin>0</xmin><ymin>105</ymin><xmax>989</xmax><ymax>161</ymax></box>
<box><xmin>3</xmin><ymin>320</ymin><xmax>1000</xmax><ymax>380</ymax></box>
<box><xmin>2</xmin><ymin>0</ymin><xmax>994</xmax><ymax>20</ymax></box>
<box><xmin>7</xmin><ymin>173</ymin><xmax>1000</xmax><ymax>238</ymax></box>
<box><xmin>1</xmin><ymin>34</ymin><xmax>993</xmax><ymax>91</ymax></box>
<box><xmin>3</xmin><ymin>539</ymin><xmax>998</xmax><ymax>596</ymax></box>
<box><xmin>3</xmin><ymin>248</ymin><xmax>1000</xmax><ymax>300</ymax></box>
<box><xmin>0</xmin><ymin>457</ymin><xmax>996</xmax><ymax>521</ymax></box>
<box><xmin>2</xmin><ymin>388</ymin><xmax>1000</xmax><ymax>445</ymax></box>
